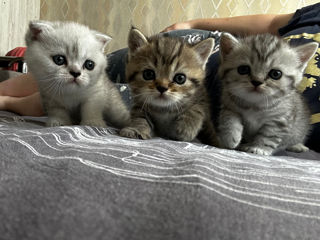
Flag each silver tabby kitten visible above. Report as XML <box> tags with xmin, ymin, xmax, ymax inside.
<box><xmin>218</xmin><ymin>33</ymin><xmax>318</xmax><ymax>155</ymax></box>
<box><xmin>25</xmin><ymin>21</ymin><xmax>129</xmax><ymax>128</ymax></box>
<box><xmin>120</xmin><ymin>28</ymin><xmax>219</xmax><ymax>147</ymax></box>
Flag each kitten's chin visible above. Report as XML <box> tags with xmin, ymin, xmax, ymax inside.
<box><xmin>151</xmin><ymin>95</ymin><xmax>176</xmax><ymax>108</ymax></box>
<box><xmin>68</xmin><ymin>79</ymin><xmax>80</xmax><ymax>86</ymax></box>
<box><xmin>66</xmin><ymin>77</ymin><xmax>88</xmax><ymax>89</ymax></box>
<box><xmin>234</xmin><ymin>86</ymin><xmax>271</xmax><ymax>99</ymax></box>
<box><xmin>248</xmin><ymin>87</ymin><xmax>264</xmax><ymax>94</ymax></box>
<box><xmin>231</xmin><ymin>88</ymin><xmax>266</xmax><ymax>102</ymax></box>
<box><xmin>66</xmin><ymin>81</ymin><xmax>81</xmax><ymax>88</ymax></box>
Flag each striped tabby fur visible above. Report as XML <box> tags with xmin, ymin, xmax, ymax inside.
<box><xmin>218</xmin><ymin>33</ymin><xmax>318</xmax><ymax>155</ymax></box>
<box><xmin>120</xmin><ymin>28</ymin><xmax>219</xmax><ymax>147</ymax></box>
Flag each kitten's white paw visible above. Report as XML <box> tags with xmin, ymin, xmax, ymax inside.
<box><xmin>120</xmin><ymin>127</ymin><xmax>151</xmax><ymax>140</ymax></box>
<box><xmin>286</xmin><ymin>143</ymin><xmax>309</xmax><ymax>153</ymax></box>
<box><xmin>81</xmin><ymin>119</ymin><xmax>107</xmax><ymax>128</ymax></box>
<box><xmin>46</xmin><ymin>117</ymin><xmax>71</xmax><ymax>127</ymax></box>
<box><xmin>239</xmin><ymin>144</ymin><xmax>273</xmax><ymax>156</ymax></box>
<box><xmin>219</xmin><ymin>132</ymin><xmax>242</xmax><ymax>149</ymax></box>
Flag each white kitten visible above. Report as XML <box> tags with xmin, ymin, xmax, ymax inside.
<box><xmin>25</xmin><ymin>21</ymin><xmax>129</xmax><ymax>128</ymax></box>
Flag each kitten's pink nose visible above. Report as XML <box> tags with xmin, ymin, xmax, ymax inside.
<box><xmin>70</xmin><ymin>71</ymin><xmax>81</xmax><ymax>78</ymax></box>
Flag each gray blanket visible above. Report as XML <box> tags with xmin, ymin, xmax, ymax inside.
<box><xmin>0</xmin><ymin>110</ymin><xmax>320</xmax><ymax>240</ymax></box>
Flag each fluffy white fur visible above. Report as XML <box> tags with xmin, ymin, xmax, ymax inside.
<box><xmin>25</xmin><ymin>21</ymin><xmax>129</xmax><ymax>128</ymax></box>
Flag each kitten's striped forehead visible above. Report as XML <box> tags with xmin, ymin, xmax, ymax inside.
<box><xmin>146</xmin><ymin>36</ymin><xmax>186</xmax><ymax>68</ymax></box>
<box><xmin>152</xmin><ymin>37</ymin><xmax>184</xmax><ymax>62</ymax></box>
<box><xmin>244</xmin><ymin>35</ymin><xmax>285</xmax><ymax>62</ymax></box>
<box><xmin>126</xmin><ymin>35</ymin><xmax>206</xmax><ymax>89</ymax></box>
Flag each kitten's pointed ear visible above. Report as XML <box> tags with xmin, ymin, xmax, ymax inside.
<box><xmin>25</xmin><ymin>20</ymin><xmax>54</xmax><ymax>44</ymax></box>
<box><xmin>219</xmin><ymin>32</ymin><xmax>239</xmax><ymax>59</ymax></box>
<box><xmin>294</xmin><ymin>42</ymin><xmax>318</xmax><ymax>69</ymax></box>
<box><xmin>128</xmin><ymin>27</ymin><xmax>148</xmax><ymax>53</ymax></box>
<box><xmin>193</xmin><ymin>38</ymin><xmax>214</xmax><ymax>67</ymax></box>
<box><xmin>95</xmin><ymin>33</ymin><xmax>112</xmax><ymax>51</ymax></box>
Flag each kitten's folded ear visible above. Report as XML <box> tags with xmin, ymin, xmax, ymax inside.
<box><xmin>192</xmin><ymin>38</ymin><xmax>214</xmax><ymax>68</ymax></box>
<box><xmin>294</xmin><ymin>42</ymin><xmax>318</xmax><ymax>70</ymax></box>
<box><xmin>25</xmin><ymin>20</ymin><xmax>54</xmax><ymax>45</ymax></box>
<box><xmin>94</xmin><ymin>32</ymin><xmax>112</xmax><ymax>51</ymax></box>
<box><xmin>219</xmin><ymin>32</ymin><xmax>239</xmax><ymax>60</ymax></box>
<box><xmin>128</xmin><ymin>27</ymin><xmax>148</xmax><ymax>54</ymax></box>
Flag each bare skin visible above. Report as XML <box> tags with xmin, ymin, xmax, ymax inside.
<box><xmin>162</xmin><ymin>13</ymin><xmax>294</xmax><ymax>36</ymax></box>
<box><xmin>0</xmin><ymin>72</ymin><xmax>44</xmax><ymax>116</ymax></box>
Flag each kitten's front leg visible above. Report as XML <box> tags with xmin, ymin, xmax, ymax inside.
<box><xmin>218</xmin><ymin>109</ymin><xmax>243</xmax><ymax>149</ymax></box>
<box><xmin>286</xmin><ymin>143</ymin><xmax>309</xmax><ymax>153</ymax></box>
<box><xmin>238</xmin><ymin>121</ymin><xmax>284</xmax><ymax>156</ymax></box>
<box><xmin>120</xmin><ymin>117</ymin><xmax>152</xmax><ymax>140</ymax></box>
<box><xmin>105</xmin><ymin>97</ymin><xmax>130</xmax><ymax>129</ymax></box>
<box><xmin>238</xmin><ymin>144</ymin><xmax>274</xmax><ymax>156</ymax></box>
<box><xmin>174</xmin><ymin>106</ymin><xmax>205</xmax><ymax>142</ymax></box>
<box><xmin>80</xmin><ymin>100</ymin><xmax>107</xmax><ymax>128</ymax></box>
<box><xmin>197</xmin><ymin>118</ymin><xmax>220</xmax><ymax>147</ymax></box>
<box><xmin>47</xmin><ymin>107</ymin><xmax>72</xmax><ymax>127</ymax></box>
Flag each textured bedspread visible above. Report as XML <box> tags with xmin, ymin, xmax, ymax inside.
<box><xmin>0</xmin><ymin>110</ymin><xmax>320</xmax><ymax>240</ymax></box>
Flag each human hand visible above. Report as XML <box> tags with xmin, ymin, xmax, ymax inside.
<box><xmin>161</xmin><ymin>21</ymin><xmax>194</xmax><ymax>32</ymax></box>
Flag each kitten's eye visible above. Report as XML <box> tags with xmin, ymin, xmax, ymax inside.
<box><xmin>173</xmin><ymin>73</ymin><xmax>186</xmax><ymax>85</ymax></box>
<box><xmin>237</xmin><ymin>65</ymin><xmax>251</xmax><ymax>75</ymax></box>
<box><xmin>84</xmin><ymin>60</ymin><xmax>95</xmax><ymax>70</ymax></box>
<box><xmin>143</xmin><ymin>69</ymin><xmax>155</xmax><ymax>80</ymax></box>
<box><xmin>268</xmin><ymin>69</ymin><xmax>282</xmax><ymax>80</ymax></box>
<box><xmin>52</xmin><ymin>55</ymin><xmax>66</xmax><ymax>66</ymax></box>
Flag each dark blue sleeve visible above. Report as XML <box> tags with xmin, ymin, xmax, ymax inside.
<box><xmin>279</xmin><ymin>3</ymin><xmax>320</xmax><ymax>36</ymax></box>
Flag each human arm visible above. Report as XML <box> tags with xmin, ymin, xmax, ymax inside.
<box><xmin>162</xmin><ymin>13</ymin><xmax>294</xmax><ymax>36</ymax></box>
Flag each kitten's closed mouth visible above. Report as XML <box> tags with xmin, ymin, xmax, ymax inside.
<box><xmin>157</xmin><ymin>93</ymin><xmax>169</xmax><ymax>100</ymax></box>
<box><xmin>250</xmin><ymin>87</ymin><xmax>263</xmax><ymax>93</ymax></box>
<box><xmin>70</xmin><ymin>78</ymin><xmax>80</xmax><ymax>85</ymax></box>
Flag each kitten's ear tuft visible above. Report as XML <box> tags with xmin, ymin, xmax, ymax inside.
<box><xmin>26</xmin><ymin>20</ymin><xmax>54</xmax><ymax>44</ymax></box>
<box><xmin>95</xmin><ymin>33</ymin><xmax>112</xmax><ymax>51</ymax></box>
<box><xmin>128</xmin><ymin>27</ymin><xmax>148</xmax><ymax>53</ymax></box>
<box><xmin>294</xmin><ymin>42</ymin><xmax>318</xmax><ymax>69</ymax></box>
<box><xmin>193</xmin><ymin>38</ymin><xmax>214</xmax><ymax>64</ymax></box>
<box><xmin>220</xmin><ymin>32</ymin><xmax>239</xmax><ymax>59</ymax></box>
<box><xmin>193</xmin><ymin>38</ymin><xmax>214</xmax><ymax>67</ymax></box>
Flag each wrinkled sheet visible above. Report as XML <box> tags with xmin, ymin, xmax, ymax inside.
<box><xmin>0</xmin><ymin>111</ymin><xmax>320</xmax><ymax>240</ymax></box>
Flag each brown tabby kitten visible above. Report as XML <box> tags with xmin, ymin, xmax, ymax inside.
<box><xmin>119</xmin><ymin>28</ymin><xmax>219</xmax><ymax>146</ymax></box>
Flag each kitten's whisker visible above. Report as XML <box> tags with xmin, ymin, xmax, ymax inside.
<box><xmin>173</xmin><ymin>102</ymin><xmax>181</xmax><ymax>113</ymax></box>
<box><xmin>132</xmin><ymin>93</ymin><xmax>150</xmax><ymax>98</ymax></box>
<box><xmin>144</xmin><ymin>96</ymin><xmax>152</xmax><ymax>113</ymax></box>
<box><xmin>141</xmin><ymin>96</ymin><xmax>149</xmax><ymax>112</ymax></box>
<box><xmin>265</xmin><ymin>94</ymin><xmax>269</xmax><ymax>109</ymax></box>
<box><xmin>169</xmin><ymin>97</ymin><xmax>182</xmax><ymax>113</ymax></box>
<box><xmin>57</xmin><ymin>80</ymin><xmax>63</xmax><ymax>96</ymax></box>
<box><xmin>43</xmin><ymin>80</ymin><xmax>63</xmax><ymax>97</ymax></box>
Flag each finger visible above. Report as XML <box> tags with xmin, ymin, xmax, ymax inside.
<box><xmin>160</xmin><ymin>27</ymin><xmax>172</xmax><ymax>33</ymax></box>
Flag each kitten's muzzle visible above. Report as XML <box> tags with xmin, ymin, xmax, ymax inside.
<box><xmin>156</xmin><ymin>86</ymin><xmax>168</xmax><ymax>94</ymax></box>
<box><xmin>70</xmin><ymin>71</ymin><xmax>81</xmax><ymax>78</ymax></box>
<box><xmin>251</xmin><ymin>80</ymin><xmax>263</xmax><ymax>87</ymax></box>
